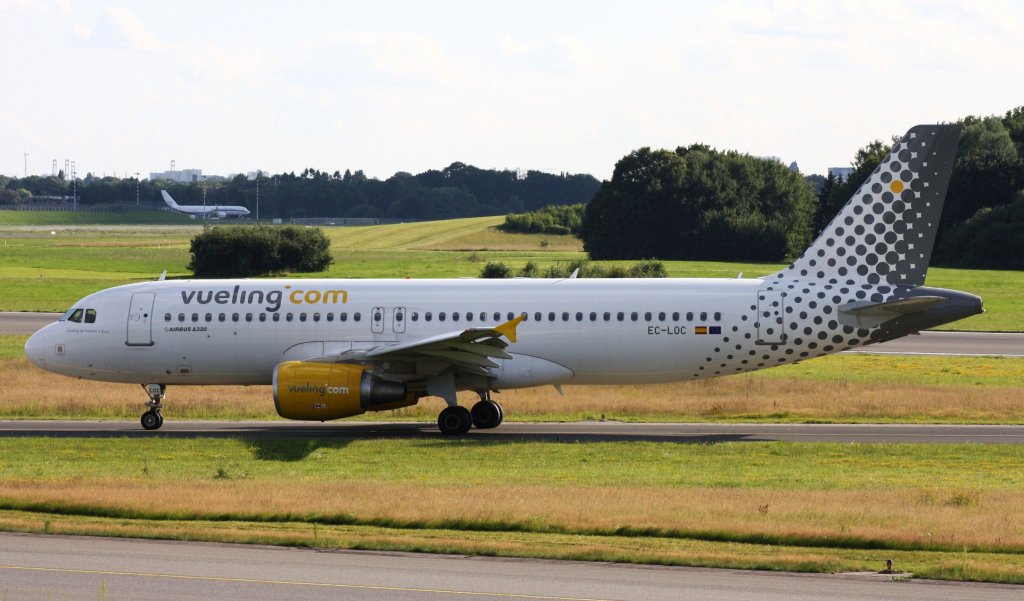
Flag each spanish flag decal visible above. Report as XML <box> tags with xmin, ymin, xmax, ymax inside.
<box><xmin>695</xmin><ymin>326</ymin><xmax>721</xmax><ymax>335</ymax></box>
<box><xmin>695</xmin><ymin>326</ymin><xmax>708</xmax><ymax>335</ymax></box>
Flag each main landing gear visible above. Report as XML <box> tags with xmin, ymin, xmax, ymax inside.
<box><xmin>140</xmin><ymin>383</ymin><xmax>165</xmax><ymax>430</ymax></box>
<box><xmin>437</xmin><ymin>392</ymin><xmax>503</xmax><ymax>435</ymax></box>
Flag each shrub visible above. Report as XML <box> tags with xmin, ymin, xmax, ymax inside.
<box><xmin>187</xmin><ymin>225</ymin><xmax>333</xmax><ymax>277</ymax></box>
<box><xmin>480</xmin><ymin>261</ymin><xmax>512</xmax><ymax>278</ymax></box>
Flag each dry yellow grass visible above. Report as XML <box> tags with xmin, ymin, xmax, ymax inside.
<box><xmin>2</xmin><ymin>480</ymin><xmax>1021</xmax><ymax>552</ymax></box>
<box><xmin>8</xmin><ymin>509</ymin><xmax>1024</xmax><ymax>581</ymax></box>
<box><xmin>3</xmin><ymin>355</ymin><xmax>1022</xmax><ymax>422</ymax></box>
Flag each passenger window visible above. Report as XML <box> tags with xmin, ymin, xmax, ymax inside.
<box><xmin>299</xmin><ymin>313</ymin><xmax>307</xmax><ymax>322</ymax></box>
<box><xmin>590</xmin><ymin>312</ymin><xmax>597</xmax><ymax>321</ymax></box>
<box><xmin>353</xmin><ymin>313</ymin><xmax>361</xmax><ymax>322</ymax></box>
<box><xmin>178</xmin><ymin>313</ymin><xmax>185</xmax><ymax>322</ymax></box>
<box><xmin>340</xmin><ymin>312</ymin><xmax>348</xmax><ymax>322</ymax></box>
<box><xmin>84</xmin><ymin>309</ymin><xmax>97</xmax><ymax>323</ymax></box>
<box><xmin>246</xmin><ymin>313</ymin><xmax>253</xmax><ymax>322</ymax></box>
<box><xmin>686</xmin><ymin>312</ymin><xmax>694</xmax><ymax>321</ymax></box>
<box><xmin>218</xmin><ymin>313</ymin><xmax>226</xmax><ymax>322</ymax></box>
<box><xmin>191</xmin><ymin>313</ymin><xmax>199</xmax><ymax>323</ymax></box>
<box><xmin>425</xmin><ymin>312</ymin><xmax>432</xmax><ymax>322</ymax></box>
<box><xmin>630</xmin><ymin>312</ymin><xmax>638</xmax><ymax>322</ymax></box>
<box><xmin>373</xmin><ymin>311</ymin><xmax>382</xmax><ymax>323</ymax></box>
<box><xmin>644</xmin><ymin>312</ymin><xmax>652</xmax><ymax>321</ymax></box>
<box><xmin>493</xmin><ymin>312</ymin><xmax>501</xmax><ymax>321</ymax></box>
<box><xmin>231</xmin><ymin>313</ymin><xmax>238</xmax><ymax>322</ymax></box>
<box><xmin>480</xmin><ymin>312</ymin><xmax>487</xmax><ymax>321</ymax></box>
<box><xmin>205</xmin><ymin>313</ymin><xmax>212</xmax><ymax>322</ymax></box>
<box><xmin>259</xmin><ymin>313</ymin><xmax>267</xmax><ymax>322</ymax></box>
<box><xmin>286</xmin><ymin>314</ymin><xmax>294</xmax><ymax>322</ymax></box>
<box><xmin>603</xmin><ymin>312</ymin><xmax>611</xmax><ymax>321</ymax></box>
<box><xmin>272</xmin><ymin>313</ymin><xmax>280</xmax><ymax>322</ymax></box>
<box><xmin>313</xmin><ymin>313</ymin><xmax>320</xmax><ymax>322</ymax></box>
<box><xmin>714</xmin><ymin>312</ymin><xmax>721</xmax><ymax>321</ymax></box>
<box><xmin>507</xmin><ymin>312</ymin><xmax>515</xmax><ymax>321</ymax></box>
<box><xmin>411</xmin><ymin>312</ymin><xmax>418</xmax><ymax>322</ymax></box>
<box><xmin>465</xmin><ymin>312</ymin><xmax>472</xmax><ymax>322</ymax></box>
<box><xmin>658</xmin><ymin>312</ymin><xmax>666</xmax><ymax>321</ymax></box>
<box><xmin>575</xmin><ymin>312</ymin><xmax>583</xmax><ymax>321</ymax></box>
<box><xmin>452</xmin><ymin>312</ymin><xmax>460</xmax><ymax>322</ymax></box>
<box><xmin>546</xmin><ymin>312</ymin><xmax>554</xmax><ymax>321</ymax></box>
<box><xmin>700</xmin><ymin>311</ymin><xmax>707</xmax><ymax>321</ymax></box>
<box><xmin>327</xmin><ymin>312</ymin><xmax>334</xmax><ymax>322</ymax></box>
<box><xmin>439</xmin><ymin>312</ymin><xmax>447</xmax><ymax>322</ymax></box>
<box><xmin>164</xmin><ymin>313</ymin><xmax>171</xmax><ymax>322</ymax></box>
<box><xmin>672</xmin><ymin>312</ymin><xmax>679</xmax><ymax>321</ymax></box>
<box><xmin>617</xmin><ymin>312</ymin><xmax>624</xmax><ymax>321</ymax></box>
<box><xmin>67</xmin><ymin>309</ymin><xmax>83</xmax><ymax>323</ymax></box>
<box><xmin>560</xmin><ymin>312</ymin><xmax>568</xmax><ymax>321</ymax></box>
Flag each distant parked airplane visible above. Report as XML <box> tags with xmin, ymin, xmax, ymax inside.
<box><xmin>161</xmin><ymin>190</ymin><xmax>250</xmax><ymax>219</ymax></box>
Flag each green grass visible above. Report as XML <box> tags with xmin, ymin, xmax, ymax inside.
<box><xmin>0</xmin><ymin>438</ymin><xmax>1019</xmax><ymax>490</ymax></box>
<box><xmin>0</xmin><ymin>210</ymin><xmax>195</xmax><ymax>225</ymax></box>
<box><xmin>1</xmin><ymin>438</ymin><xmax>1023</xmax><ymax>583</ymax></box>
<box><xmin>0</xmin><ymin>218</ymin><xmax>1020</xmax><ymax>330</ymax></box>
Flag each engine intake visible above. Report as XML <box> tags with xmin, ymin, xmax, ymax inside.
<box><xmin>272</xmin><ymin>361</ymin><xmax>411</xmax><ymax>421</ymax></box>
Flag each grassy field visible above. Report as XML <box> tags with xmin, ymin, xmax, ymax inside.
<box><xmin>0</xmin><ymin>219</ymin><xmax>1020</xmax><ymax>330</ymax></box>
<box><xmin>2</xmin><ymin>334</ymin><xmax>1022</xmax><ymax>423</ymax></box>
<box><xmin>0</xmin><ymin>210</ymin><xmax>195</xmax><ymax>225</ymax></box>
<box><xmin>0</xmin><ymin>437</ymin><xmax>1021</xmax><ymax>583</ymax></box>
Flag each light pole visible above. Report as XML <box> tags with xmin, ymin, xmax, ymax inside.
<box><xmin>255</xmin><ymin>171</ymin><xmax>260</xmax><ymax>222</ymax></box>
<box><xmin>135</xmin><ymin>172</ymin><xmax>140</xmax><ymax>206</ymax></box>
<box><xmin>23</xmin><ymin>150</ymin><xmax>28</xmax><ymax>177</ymax></box>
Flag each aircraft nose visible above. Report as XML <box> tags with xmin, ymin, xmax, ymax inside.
<box><xmin>24</xmin><ymin>329</ymin><xmax>47</xmax><ymax>369</ymax></box>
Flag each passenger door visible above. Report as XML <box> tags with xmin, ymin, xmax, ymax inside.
<box><xmin>126</xmin><ymin>292</ymin><xmax>156</xmax><ymax>346</ymax></box>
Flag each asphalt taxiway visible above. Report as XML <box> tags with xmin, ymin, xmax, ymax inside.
<box><xmin>1</xmin><ymin>533</ymin><xmax>1020</xmax><ymax>601</ymax></box>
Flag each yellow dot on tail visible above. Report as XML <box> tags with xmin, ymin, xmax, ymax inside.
<box><xmin>891</xmin><ymin>180</ymin><xmax>904</xmax><ymax>193</ymax></box>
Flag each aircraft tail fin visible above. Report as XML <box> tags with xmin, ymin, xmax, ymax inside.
<box><xmin>771</xmin><ymin>124</ymin><xmax>961</xmax><ymax>287</ymax></box>
<box><xmin>160</xmin><ymin>190</ymin><xmax>180</xmax><ymax>209</ymax></box>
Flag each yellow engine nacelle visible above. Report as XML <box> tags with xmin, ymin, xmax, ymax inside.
<box><xmin>272</xmin><ymin>361</ymin><xmax>412</xmax><ymax>421</ymax></box>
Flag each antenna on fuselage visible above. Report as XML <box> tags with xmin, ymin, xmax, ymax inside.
<box><xmin>157</xmin><ymin>270</ymin><xmax>167</xmax><ymax>281</ymax></box>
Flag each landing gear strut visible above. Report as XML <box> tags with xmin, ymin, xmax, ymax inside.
<box><xmin>141</xmin><ymin>383</ymin><xmax>165</xmax><ymax>430</ymax></box>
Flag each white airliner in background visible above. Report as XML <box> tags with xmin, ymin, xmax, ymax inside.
<box><xmin>26</xmin><ymin>125</ymin><xmax>981</xmax><ymax>433</ymax></box>
<box><xmin>161</xmin><ymin>190</ymin><xmax>250</xmax><ymax>219</ymax></box>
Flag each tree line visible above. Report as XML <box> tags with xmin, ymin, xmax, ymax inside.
<box><xmin>0</xmin><ymin>163</ymin><xmax>599</xmax><ymax>223</ymax></box>
<box><xmin>505</xmin><ymin>106</ymin><xmax>1024</xmax><ymax>269</ymax></box>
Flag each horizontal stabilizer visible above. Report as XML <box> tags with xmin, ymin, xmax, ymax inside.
<box><xmin>838</xmin><ymin>296</ymin><xmax>946</xmax><ymax>328</ymax></box>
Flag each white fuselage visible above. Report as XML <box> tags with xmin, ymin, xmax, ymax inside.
<box><xmin>27</xmin><ymin>277</ymin><xmax>803</xmax><ymax>388</ymax></box>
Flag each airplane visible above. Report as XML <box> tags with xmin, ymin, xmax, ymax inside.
<box><xmin>161</xmin><ymin>190</ymin><xmax>250</xmax><ymax>219</ymax></box>
<box><xmin>25</xmin><ymin>125</ymin><xmax>981</xmax><ymax>434</ymax></box>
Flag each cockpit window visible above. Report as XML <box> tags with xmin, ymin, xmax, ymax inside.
<box><xmin>66</xmin><ymin>308</ymin><xmax>84</xmax><ymax>323</ymax></box>
<box><xmin>84</xmin><ymin>309</ymin><xmax>97</xmax><ymax>324</ymax></box>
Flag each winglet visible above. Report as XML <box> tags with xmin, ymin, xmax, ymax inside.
<box><xmin>494</xmin><ymin>314</ymin><xmax>525</xmax><ymax>343</ymax></box>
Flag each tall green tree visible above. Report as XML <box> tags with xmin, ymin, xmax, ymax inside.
<box><xmin>581</xmin><ymin>146</ymin><xmax>816</xmax><ymax>262</ymax></box>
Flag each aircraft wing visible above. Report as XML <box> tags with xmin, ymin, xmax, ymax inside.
<box><xmin>309</xmin><ymin>315</ymin><xmax>524</xmax><ymax>376</ymax></box>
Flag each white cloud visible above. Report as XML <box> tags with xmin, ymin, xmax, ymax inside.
<box><xmin>0</xmin><ymin>0</ymin><xmax>69</xmax><ymax>16</ymax></box>
<box><xmin>79</xmin><ymin>6</ymin><xmax>165</xmax><ymax>51</ymax></box>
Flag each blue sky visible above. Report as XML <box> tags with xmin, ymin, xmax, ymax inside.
<box><xmin>2</xmin><ymin>0</ymin><xmax>1022</xmax><ymax>180</ymax></box>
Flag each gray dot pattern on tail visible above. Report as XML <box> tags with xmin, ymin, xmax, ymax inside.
<box><xmin>689</xmin><ymin>125</ymin><xmax>961</xmax><ymax>380</ymax></box>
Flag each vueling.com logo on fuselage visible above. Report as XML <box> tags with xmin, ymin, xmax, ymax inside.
<box><xmin>180</xmin><ymin>284</ymin><xmax>348</xmax><ymax>313</ymax></box>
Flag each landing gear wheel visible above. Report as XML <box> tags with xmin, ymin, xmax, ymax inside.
<box><xmin>141</xmin><ymin>410</ymin><xmax>163</xmax><ymax>431</ymax></box>
<box><xmin>471</xmin><ymin>400</ymin><xmax>503</xmax><ymax>429</ymax></box>
<box><xmin>438</xmin><ymin>406</ymin><xmax>473</xmax><ymax>435</ymax></box>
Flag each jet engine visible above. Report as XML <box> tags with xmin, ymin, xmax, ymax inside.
<box><xmin>272</xmin><ymin>361</ymin><xmax>412</xmax><ymax>421</ymax></box>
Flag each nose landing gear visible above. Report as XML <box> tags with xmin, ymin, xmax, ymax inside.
<box><xmin>141</xmin><ymin>383</ymin><xmax>165</xmax><ymax>430</ymax></box>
